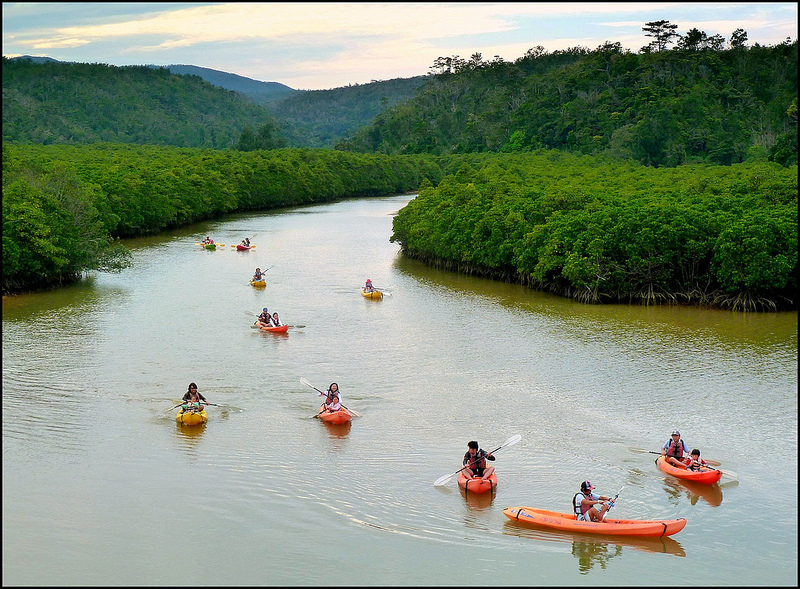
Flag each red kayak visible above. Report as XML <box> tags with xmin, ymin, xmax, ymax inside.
<box><xmin>317</xmin><ymin>406</ymin><xmax>352</xmax><ymax>424</ymax></box>
<box><xmin>236</xmin><ymin>244</ymin><xmax>252</xmax><ymax>251</ymax></box>
<box><xmin>458</xmin><ymin>471</ymin><xmax>497</xmax><ymax>494</ymax></box>
<box><xmin>656</xmin><ymin>456</ymin><xmax>722</xmax><ymax>485</ymax></box>
<box><xmin>256</xmin><ymin>321</ymin><xmax>288</xmax><ymax>333</ymax></box>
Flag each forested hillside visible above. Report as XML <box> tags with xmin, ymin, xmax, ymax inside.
<box><xmin>2</xmin><ymin>58</ymin><xmax>282</xmax><ymax>148</ymax></box>
<box><xmin>3</xmin><ymin>57</ymin><xmax>427</xmax><ymax>150</ymax></box>
<box><xmin>341</xmin><ymin>38</ymin><xmax>797</xmax><ymax>167</ymax></box>
<box><xmin>269</xmin><ymin>76</ymin><xmax>427</xmax><ymax>148</ymax></box>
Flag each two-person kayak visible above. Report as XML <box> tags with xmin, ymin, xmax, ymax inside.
<box><xmin>655</xmin><ymin>456</ymin><xmax>723</xmax><ymax>484</ymax></box>
<box><xmin>255</xmin><ymin>321</ymin><xmax>288</xmax><ymax>333</ymax></box>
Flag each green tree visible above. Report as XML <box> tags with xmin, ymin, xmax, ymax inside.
<box><xmin>642</xmin><ymin>20</ymin><xmax>680</xmax><ymax>52</ymax></box>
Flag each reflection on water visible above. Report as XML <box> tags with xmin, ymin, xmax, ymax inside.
<box><xmin>572</xmin><ymin>540</ymin><xmax>624</xmax><ymax>573</ymax></box>
<box><xmin>174</xmin><ymin>421</ymin><xmax>206</xmax><ymax>452</ymax></box>
<box><xmin>321</xmin><ymin>420</ymin><xmax>351</xmax><ymax>439</ymax></box>
<box><xmin>460</xmin><ymin>488</ymin><xmax>495</xmax><ymax>511</ymax></box>
<box><xmin>503</xmin><ymin>520</ymin><xmax>686</xmax><ymax>573</ymax></box>
<box><xmin>663</xmin><ymin>478</ymin><xmax>724</xmax><ymax>507</ymax></box>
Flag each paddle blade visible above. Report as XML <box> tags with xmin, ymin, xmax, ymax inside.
<box><xmin>434</xmin><ymin>472</ymin><xmax>456</xmax><ymax>487</ymax></box>
<box><xmin>500</xmin><ymin>434</ymin><xmax>522</xmax><ymax>449</ymax></box>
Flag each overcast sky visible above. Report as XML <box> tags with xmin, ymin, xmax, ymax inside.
<box><xmin>3</xmin><ymin>2</ymin><xmax>797</xmax><ymax>90</ymax></box>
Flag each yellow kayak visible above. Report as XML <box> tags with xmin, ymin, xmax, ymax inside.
<box><xmin>176</xmin><ymin>409</ymin><xmax>208</xmax><ymax>426</ymax></box>
<box><xmin>361</xmin><ymin>288</ymin><xmax>382</xmax><ymax>300</ymax></box>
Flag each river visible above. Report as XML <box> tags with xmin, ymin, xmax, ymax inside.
<box><xmin>2</xmin><ymin>194</ymin><xmax>797</xmax><ymax>585</ymax></box>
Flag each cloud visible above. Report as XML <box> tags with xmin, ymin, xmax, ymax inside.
<box><xmin>3</xmin><ymin>3</ymin><xmax>796</xmax><ymax>89</ymax></box>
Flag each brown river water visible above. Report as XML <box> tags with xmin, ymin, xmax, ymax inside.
<box><xmin>2</xmin><ymin>194</ymin><xmax>797</xmax><ymax>585</ymax></box>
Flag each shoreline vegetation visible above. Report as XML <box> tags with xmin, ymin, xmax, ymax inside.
<box><xmin>392</xmin><ymin>153</ymin><xmax>797</xmax><ymax>312</ymax></box>
<box><xmin>3</xmin><ymin>144</ymin><xmax>796</xmax><ymax>311</ymax></box>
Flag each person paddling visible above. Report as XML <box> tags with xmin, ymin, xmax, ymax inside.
<box><xmin>256</xmin><ymin>307</ymin><xmax>272</xmax><ymax>327</ymax></box>
<box><xmin>573</xmin><ymin>481</ymin><xmax>613</xmax><ymax>522</ymax></box>
<box><xmin>181</xmin><ymin>383</ymin><xmax>208</xmax><ymax>410</ymax></box>
<box><xmin>462</xmin><ymin>440</ymin><xmax>496</xmax><ymax>481</ymax></box>
<box><xmin>319</xmin><ymin>382</ymin><xmax>343</xmax><ymax>405</ymax></box>
<box><xmin>661</xmin><ymin>430</ymin><xmax>691</xmax><ymax>467</ymax></box>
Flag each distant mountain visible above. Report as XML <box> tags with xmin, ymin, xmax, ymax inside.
<box><xmin>9</xmin><ymin>55</ymin><xmax>62</xmax><ymax>64</ymax></box>
<box><xmin>162</xmin><ymin>64</ymin><xmax>298</xmax><ymax>104</ymax></box>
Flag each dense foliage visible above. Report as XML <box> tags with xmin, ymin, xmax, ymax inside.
<box><xmin>3</xmin><ymin>143</ymin><xmax>441</xmax><ymax>293</ymax></box>
<box><xmin>342</xmin><ymin>39</ymin><xmax>798</xmax><ymax>167</ymax></box>
<box><xmin>269</xmin><ymin>76</ymin><xmax>427</xmax><ymax>148</ymax></box>
<box><xmin>2</xmin><ymin>144</ymin><xmax>132</xmax><ymax>292</ymax></box>
<box><xmin>2</xmin><ymin>58</ymin><xmax>281</xmax><ymax>148</ymax></box>
<box><xmin>391</xmin><ymin>153</ymin><xmax>797</xmax><ymax>310</ymax></box>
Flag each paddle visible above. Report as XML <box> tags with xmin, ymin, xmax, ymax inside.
<box><xmin>628</xmin><ymin>446</ymin><xmax>722</xmax><ymax>466</ymax></box>
<box><xmin>433</xmin><ymin>434</ymin><xmax>522</xmax><ymax>487</ymax></box>
<box><xmin>602</xmin><ymin>486</ymin><xmax>623</xmax><ymax>521</ymax></box>
<box><xmin>300</xmin><ymin>378</ymin><xmax>362</xmax><ymax>417</ymax></box>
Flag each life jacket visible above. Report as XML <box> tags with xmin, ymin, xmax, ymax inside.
<box><xmin>464</xmin><ymin>450</ymin><xmax>487</xmax><ymax>473</ymax></box>
<box><xmin>666</xmin><ymin>438</ymin><xmax>686</xmax><ymax>458</ymax></box>
<box><xmin>573</xmin><ymin>492</ymin><xmax>590</xmax><ymax>519</ymax></box>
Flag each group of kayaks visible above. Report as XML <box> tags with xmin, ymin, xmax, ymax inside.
<box><xmin>199</xmin><ymin>237</ymin><xmax>255</xmax><ymax>252</ymax></box>
<box><xmin>453</xmin><ymin>450</ymin><xmax>727</xmax><ymax>539</ymax></box>
<box><xmin>502</xmin><ymin>455</ymin><xmax>725</xmax><ymax>538</ymax></box>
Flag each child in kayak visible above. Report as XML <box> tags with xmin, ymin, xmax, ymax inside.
<box><xmin>320</xmin><ymin>391</ymin><xmax>341</xmax><ymax>414</ymax></box>
<box><xmin>685</xmin><ymin>449</ymin><xmax>709</xmax><ymax>471</ymax></box>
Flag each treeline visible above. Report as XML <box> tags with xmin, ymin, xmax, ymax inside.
<box><xmin>2</xmin><ymin>58</ymin><xmax>280</xmax><ymax>148</ymax></box>
<box><xmin>341</xmin><ymin>36</ymin><xmax>797</xmax><ymax>168</ymax></box>
<box><xmin>390</xmin><ymin>153</ymin><xmax>797</xmax><ymax>311</ymax></box>
<box><xmin>2</xmin><ymin>143</ymin><xmax>441</xmax><ymax>293</ymax></box>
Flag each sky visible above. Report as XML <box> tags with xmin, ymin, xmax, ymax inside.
<box><xmin>2</xmin><ymin>2</ymin><xmax>797</xmax><ymax>90</ymax></box>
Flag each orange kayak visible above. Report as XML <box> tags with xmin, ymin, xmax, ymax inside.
<box><xmin>256</xmin><ymin>321</ymin><xmax>288</xmax><ymax>333</ymax></box>
<box><xmin>458</xmin><ymin>471</ymin><xmax>497</xmax><ymax>494</ymax></box>
<box><xmin>503</xmin><ymin>507</ymin><xmax>686</xmax><ymax>537</ymax></box>
<box><xmin>317</xmin><ymin>406</ymin><xmax>352</xmax><ymax>424</ymax></box>
<box><xmin>656</xmin><ymin>456</ymin><xmax>722</xmax><ymax>485</ymax></box>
